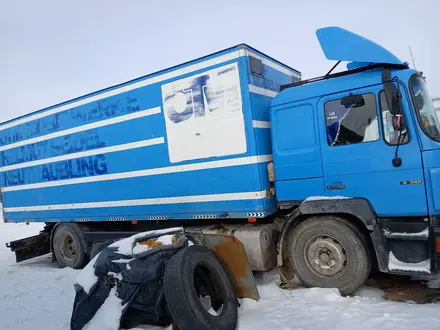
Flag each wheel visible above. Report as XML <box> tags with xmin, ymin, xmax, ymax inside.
<box><xmin>288</xmin><ymin>216</ymin><xmax>371</xmax><ymax>296</ymax></box>
<box><xmin>163</xmin><ymin>245</ymin><xmax>238</xmax><ymax>330</ymax></box>
<box><xmin>341</xmin><ymin>218</ymin><xmax>377</xmax><ymax>277</ymax></box>
<box><xmin>53</xmin><ymin>224</ymin><xmax>88</xmax><ymax>269</ymax></box>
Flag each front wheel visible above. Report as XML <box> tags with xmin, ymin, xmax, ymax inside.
<box><xmin>288</xmin><ymin>216</ymin><xmax>371</xmax><ymax>296</ymax></box>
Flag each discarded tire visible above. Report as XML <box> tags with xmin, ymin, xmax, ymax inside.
<box><xmin>164</xmin><ymin>245</ymin><xmax>238</xmax><ymax>330</ymax></box>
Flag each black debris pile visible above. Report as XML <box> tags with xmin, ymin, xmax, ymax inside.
<box><xmin>70</xmin><ymin>227</ymin><xmax>238</xmax><ymax>330</ymax></box>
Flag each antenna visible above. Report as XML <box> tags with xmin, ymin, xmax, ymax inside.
<box><xmin>409</xmin><ymin>46</ymin><xmax>417</xmax><ymax>69</ymax></box>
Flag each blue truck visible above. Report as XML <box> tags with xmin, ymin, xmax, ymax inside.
<box><xmin>4</xmin><ymin>26</ymin><xmax>440</xmax><ymax>295</ymax></box>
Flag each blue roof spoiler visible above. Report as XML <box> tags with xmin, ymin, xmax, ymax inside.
<box><xmin>316</xmin><ymin>26</ymin><xmax>403</xmax><ymax>65</ymax></box>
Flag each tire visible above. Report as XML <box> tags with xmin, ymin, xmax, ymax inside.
<box><xmin>163</xmin><ymin>245</ymin><xmax>238</xmax><ymax>330</ymax></box>
<box><xmin>53</xmin><ymin>224</ymin><xmax>88</xmax><ymax>269</ymax></box>
<box><xmin>288</xmin><ymin>216</ymin><xmax>371</xmax><ymax>296</ymax></box>
<box><xmin>341</xmin><ymin>218</ymin><xmax>377</xmax><ymax>277</ymax></box>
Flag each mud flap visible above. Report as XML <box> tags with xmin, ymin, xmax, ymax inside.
<box><xmin>277</xmin><ymin>260</ymin><xmax>295</xmax><ymax>284</ymax></box>
<box><xmin>192</xmin><ymin>233</ymin><xmax>260</xmax><ymax>301</ymax></box>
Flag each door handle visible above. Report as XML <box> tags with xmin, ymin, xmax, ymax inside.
<box><xmin>327</xmin><ymin>182</ymin><xmax>345</xmax><ymax>190</ymax></box>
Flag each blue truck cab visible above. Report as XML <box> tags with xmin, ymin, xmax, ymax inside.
<box><xmin>5</xmin><ymin>26</ymin><xmax>440</xmax><ymax>295</ymax></box>
<box><xmin>272</xmin><ymin>27</ymin><xmax>440</xmax><ymax>218</ymax></box>
<box><xmin>271</xmin><ymin>27</ymin><xmax>440</xmax><ymax>292</ymax></box>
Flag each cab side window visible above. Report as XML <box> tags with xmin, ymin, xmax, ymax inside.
<box><xmin>325</xmin><ymin>93</ymin><xmax>379</xmax><ymax>146</ymax></box>
<box><xmin>379</xmin><ymin>91</ymin><xmax>409</xmax><ymax>145</ymax></box>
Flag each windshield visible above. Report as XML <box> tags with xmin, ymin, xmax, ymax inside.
<box><xmin>410</xmin><ymin>75</ymin><xmax>440</xmax><ymax>141</ymax></box>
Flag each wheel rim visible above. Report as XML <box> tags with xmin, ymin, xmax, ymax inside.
<box><xmin>304</xmin><ymin>235</ymin><xmax>348</xmax><ymax>278</ymax></box>
<box><xmin>59</xmin><ymin>233</ymin><xmax>77</xmax><ymax>262</ymax></box>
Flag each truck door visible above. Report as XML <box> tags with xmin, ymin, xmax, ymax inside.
<box><xmin>318</xmin><ymin>85</ymin><xmax>428</xmax><ymax>217</ymax></box>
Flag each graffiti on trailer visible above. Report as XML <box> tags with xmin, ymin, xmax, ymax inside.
<box><xmin>0</xmin><ymin>89</ymin><xmax>146</xmax><ymax>188</ymax></box>
<box><xmin>161</xmin><ymin>62</ymin><xmax>246</xmax><ymax>163</ymax></box>
<box><xmin>1</xmin><ymin>131</ymin><xmax>106</xmax><ymax>167</ymax></box>
<box><xmin>49</xmin><ymin>132</ymin><xmax>106</xmax><ymax>156</ymax></box>
<box><xmin>163</xmin><ymin>65</ymin><xmax>241</xmax><ymax>125</ymax></box>
<box><xmin>70</xmin><ymin>96</ymin><xmax>140</xmax><ymax>122</ymax></box>
<box><xmin>249</xmin><ymin>75</ymin><xmax>281</xmax><ymax>93</ymax></box>
<box><xmin>0</xmin><ymin>95</ymin><xmax>140</xmax><ymax>147</ymax></box>
<box><xmin>42</xmin><ymin>154</ymin><xmax>107</xmax><ymax>181</ymax></box>
<box><xmin>3</xmin><ymin>154</ymin><xmax>108</xmax><ymax>187</ymax></box>
<box><xmin>0</xmin><ymin>94</ymin><xmax>141</xmax><ymax>178</ymax></box>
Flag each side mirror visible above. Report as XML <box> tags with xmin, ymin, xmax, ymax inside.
<box><xmin>382</xmin><ymin>69</ymin><xmax>402</xmax><ymax>116</ymax></box>
<box><xmin>383</xmin><ymin>81</ymin><xmax>400</xmax><ymax>115</ymax></box>
<box><xmin>341</xmin><ymin>94</ymin><xmax>365</xmax><ymax>108</ymax></box>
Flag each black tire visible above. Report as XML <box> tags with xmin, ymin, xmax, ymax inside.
<box><xmin>53</xmin><ymin>224</ymin><xmax>88</xmax><ymax>269</ymax></box>
<box><xmin>163</xmin><ymin>245</ymin><xmax>238</xmax><ymax>330</ymax></box>
<box><xmin>288</xmin><ymin>216</ymin><xmax>371</xmax><ymax>296</ymax></box>
<box><xmin>341</xmin><ymin>218</ymin><xmax>377</xmax><ymax>277</ymax></box>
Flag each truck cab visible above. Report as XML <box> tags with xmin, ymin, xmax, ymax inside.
<box><xmin>271</xmin><ymin>27</ymin><xmax>440</xmax><ymax>292</ymax></box>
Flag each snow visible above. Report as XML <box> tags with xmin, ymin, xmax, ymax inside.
<box><xmin>389</xmin><ymin>251</ymin><xmax>431</xmax><ymax>273</ymax></box>
<box><xmin>107</xmin><ymin>272</ymin><xmax>123</xmax><ymax>282</ymax></box>
<box><xmin>304</xmin><ymin>196</ymin><xmax>350</xmax><ymax>202</ymax></box>
<box><xmin>383</xmin><ymin>227</ymin><xmax>429</xmax><ymax>238</ymax></box>
<box><xmin>427</xmin><ymin>277</ymin><xmax>440</xmax><ymax>289</ymax></box>
<box><xmin>132</xmin><ymin>243</ymin><xmax>152</xmax><ymax>255</ymax></box>
<box><xmin>75</xmin><ymin>252</ymin><xmax>100</xmax><ymax>294</ymax></box>
<box><xmin>112</xmin><ymin>258</ymin><xmax>135</xmax><ymax>271</ymax></box>
<box><xmin>76</xmin><ymin>229</ymin><xmax>182</xmax><ymax>297</ymax></box>
<box><xmin>237</xmin><ymin>272</ymin><xmax>440</xmax><ymax>330</ymax></box>
<box><xmin>82</xmin><ymin>287</ymin><xmax>126</xmax><ymax>330</ymax></box>
<box><xmin>156</xmin><ymin>234</ymin><xmax>176</xmax><ymax>245</ymax></box>
<box><xmin>109</xmin><ymin>227</ymin><xmax>183</xmax><ymax>256</ymax></box>
<box><xmin>2</xmin><ymin>219</ymin><xmax>440</xmax><ymax>330</ymax></box>
<box><xmin>130</xmin><ymin>234</ymin><xmax>177</xmax><ymax>255</ymax></box>
<box><xmin>112</xmin><ymin>258</ymin><xmax>134</xmax><ymax>264</ymax></box>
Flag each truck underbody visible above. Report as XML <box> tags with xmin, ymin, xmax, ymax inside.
<box><xmin>7</xmin><ymin>198</ymin><xmax>440</xmax><ymax>296</ymax></box>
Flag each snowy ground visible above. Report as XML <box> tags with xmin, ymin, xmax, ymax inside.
<box><xmin>1</xmin><ymin>220</ymin><xmax>440</xmax><ymax>330</ymax></box>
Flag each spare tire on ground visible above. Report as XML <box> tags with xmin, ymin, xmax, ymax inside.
<box><xmin>164</xmin><ymin>245</ymin><xmax>238</xmax><ymax>330</ymax></box>
<box><xmin>70</xmin><ymin>228</ymin><xmax>188</xmax><ymax>330</ymax></box>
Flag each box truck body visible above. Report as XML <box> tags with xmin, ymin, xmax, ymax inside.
<box><xmin>0</xmin><ymin>45</ymin><xmax>301</xmax><ymax>223</ymax></box>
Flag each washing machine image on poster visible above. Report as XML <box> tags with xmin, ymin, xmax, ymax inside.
<box><xmin>161</xmin><ymin>62</ymin><xmax>247</xmax><ymax>163</ymax></box>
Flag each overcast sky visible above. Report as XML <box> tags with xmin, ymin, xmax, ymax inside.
<box><xmin>1</xmin><ymin>0</ymin><xmax>438</xmax><ymax>123</ymax></box>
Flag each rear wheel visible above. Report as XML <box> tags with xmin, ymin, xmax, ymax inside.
<box><xmin>288</xmin><ymin>216</ymin><xmax>371</xmax><ymax>295</ymax></box>
<box><xmin>53</xmin><ymin>224</ymin><xmax>88</xmax><ymax>269</ymax></box>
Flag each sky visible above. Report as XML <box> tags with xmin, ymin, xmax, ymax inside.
<box><xmin>1</xmin><ymin>0</ymin><xmax>439</xmax><ymax>123</ymax></box>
